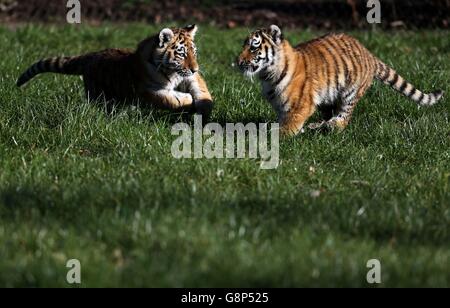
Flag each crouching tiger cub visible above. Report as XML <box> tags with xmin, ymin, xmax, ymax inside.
<box><xmin>17</xmin><ymin>25</ymin><xmax>213</xmax><ymax>118</ymax></box>
<box><xmin>238</xmin><ymin>25</ymin><xmax>444</xmax><ymax>136</ymax></box>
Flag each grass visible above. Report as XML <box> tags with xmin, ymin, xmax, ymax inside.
<box><xmin>0</xmin><ymin>23</ymin><xmax>449</xmax><ymax>287</ymax></box>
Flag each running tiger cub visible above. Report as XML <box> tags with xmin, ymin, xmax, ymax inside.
<box><xmin>238</xmin><ymin>25</ymin><xmax>444</xmax><ymax>136</ymax></box>
<box><xmin>17</xmin><ymin>25</ymin><xmax>213</xmax><ymax>118</ymax></box>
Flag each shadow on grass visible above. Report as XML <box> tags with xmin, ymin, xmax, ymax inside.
<box><xmin>0</xmin><ymin>183</ymin><xmax>448</xmax><ymax>248</ymax></box>
<box><xmin>94</xmin><ymin>98</ymin><xmax>280</xmax><ymax>129</ymax></box>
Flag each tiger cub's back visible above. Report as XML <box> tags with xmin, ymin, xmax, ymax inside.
<box><xmin>81</xmin><ymin>48</ymin><xmax>141</xmax><ymax>102</ymax></box>
<box><xmin>293</xmin><ymin>33</ymin><xmax>378</xmax><ymax>103</ymax></box>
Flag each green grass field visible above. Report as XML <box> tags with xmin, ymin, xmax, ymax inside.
<box><xmin>0</xmin><ymin>24</ymin><xmax>449</xmax><ymax>287</ymax></box>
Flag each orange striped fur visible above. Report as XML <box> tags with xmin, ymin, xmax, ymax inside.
<box><xmin>238</xmin><ymin>25</ymin><xmax>444</xmax><ymax>136</ymax></box>
<box><xmin>17</xmin><ymin>25</ymin><xmax>213</xmax><ymax>118</ymax></box>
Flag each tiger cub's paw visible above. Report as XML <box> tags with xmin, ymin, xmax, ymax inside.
<box><xmin>280</xmin><ymin>126</ymin><xmax>303</xmax><ymax>137</ymax></box>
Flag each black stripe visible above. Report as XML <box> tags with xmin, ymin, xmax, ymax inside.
<box><xmin>323</xmin><ymin>38</ymin><xmax>342</xmax><ymax>91</ymax></box>
<box><xmin>398</xmin><ymin>79</ymin><xmax>408</xmax><ymax>93</ymax></box>
<box><xmin>406</xmin><ymin>86</ymin><xmax>416</xmax><ymax>98</ymax></box>
<box><xmin>175</xmin><ymin>96</ymin><xmax>182</xmax><ymax>106</ymax></box>
<box><xmin>260</xmin><ymin>45</ymin><xmax>269</xmax><ymax>65</ymax></box>
<box><xmin>297</xmin><ymin>52</ymin><xmax>308</xmax><ymax>106</ymax></box>
<box><xmin>314</xmin><ymin>47</ymin><xmax>329</xmax><ymax>90</ymax></box>
<box><xmin>398</xmin><ymin>80</ymin><xmax>408</xmax><ymax>93</ymax></box>
<box><xmin>326</xmin><ymin>38</ymin><xmax>349</xmax><ymax>86</ymax></box>
<box><xmin>408</xmin><ymin>88</ymin><xmax>419</xmax><ymax>99</ymax></box>
<box><xmin>354</xmin><ymin>41</ymin><xmax>369</xmax><ymax>76</ymax></box>
<box><xmin>342</xmin><ymin>57</ymin><xmax>350</xmax><ymax>85</ymax></box>
<box><xmin>280</xmin><ymin>98</ymin><xmax>290</xmax><ymax>111</ymax></box>
<box><xmin>429</xmin><ymin>94</ymin><xmax>435</xmax><ymax>103</ymax></box>
<box><xmin>417</xmin><ymin>92</ymin><xmax>424</xmax><ymax>102</ymax></box>
<box><xmin>344</xmin><ymin>39</ymin><xmax>362</xmax><ymax>79</ymax></box>
<box><xmin>343</xmin><ymin>88</ymin><xmax>357</xmax><ymax>101</ymax></box>
<box><xmin>341</xmin><ymin>39</ymin><xmax>358</xmax><ymax>84</ymax></box>
<box><xmin>273</xmin><ymin>58</ymin><xmax>289</xmax><ymax>86</ymax></box>
<box><xmin>349</xmin><ymin>39</ymin><xmax>365</xmax><ymax>70</ymax></box>
<box><xmin>379</xmin><ymin>64</ymin><xmax>389</xmax><ymax>81</ymax></box>
<box><xmin>317</xmin><ymin>47</ymin><xmax>334</xmax><ymax>100</ymax></box>
<box><xmin>279</xmin><ymin>74</ymin><xmax>293</xmax><ymax>95</ymax></box>
<box><xmin>389</xmin><ymin>73</ymin><xmax>399</xmax><ymax>86</ymax></box>
<box><xmin>332</xmin><ymin>40</ymin><xmax>351</xmax><ymax>84</ymax></box>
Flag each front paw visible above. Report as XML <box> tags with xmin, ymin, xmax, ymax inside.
<box><xmin>194</xmin><ymin>99</ymin><xmax>214</xmax><ymax>120</ymax></box>
<box><xmin>177</xmin><ymin>93</ymin><xmax>194</xmax><ymax>107</ymax></box>
<box><xmin>280</xmin><ymin>126</ymin><xmax>300</xmax><ymax>137</ymax></box>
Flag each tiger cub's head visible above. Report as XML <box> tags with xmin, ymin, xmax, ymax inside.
<box><xmin>237</xmin><ymin>25</ymin><xmax>284</xmax><ymax>77</ymax></box>
<box><xmin>139</xmin><ymin>25</ymin><xmax>199</xmax><ymax>77</ymax></box>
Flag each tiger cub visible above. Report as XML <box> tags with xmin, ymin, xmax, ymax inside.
<box><xmin>238</xmin><ymin>25</ymin><xmax>444</xmax><ymax>136</ymax></box>
<box><xmin>17</xmin><ymin>25</ymin><xmax>213</xmax><ymax>118</ymax></box>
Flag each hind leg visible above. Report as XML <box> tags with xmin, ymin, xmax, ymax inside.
<box><xmin>326</xmin><ymin>82</ymin><xmax>372</xmax><ymax>130</ymax></box>
<box><xmin>308</xmin><ymin>104</ymin><xmax>339</xmax><ymax>130</ymax></box>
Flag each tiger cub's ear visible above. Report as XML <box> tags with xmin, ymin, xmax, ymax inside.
<box><xmin>159</xmin><ymin>28</ymin><xmax>174</xmax><ymax>48</ymax></box>
<box><xmin>185</xmin><ymin>24</ymin><xmax>198</xmax><ymax>39</ymax></box>
<box><xmin>269</xmin><ymin>25</ymin><xmax>283</xmax><ymax>45</ymax></box>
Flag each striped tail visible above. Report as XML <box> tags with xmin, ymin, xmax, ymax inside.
<box><xmin>375</xmin><ymin>60</ymin><xmax>444</xmax><ymax>106</ymax></box>
<box><xmin>17</xmin><ymin>56</ymin><xmax>86</xmax><ymax>87</ymax></box>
